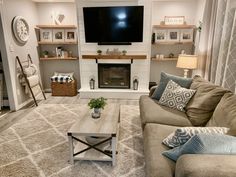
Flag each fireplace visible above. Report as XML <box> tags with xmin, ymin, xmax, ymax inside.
<box><xmin>98</xmin><ymin>64</ymin><xmax>131</xmax><ymax>89</ymax></box>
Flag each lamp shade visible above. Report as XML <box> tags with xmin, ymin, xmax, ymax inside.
<box><xmin>176</xmin><ymin>55</ymin><xmax>198</xmax><ymax>69</ymax></box>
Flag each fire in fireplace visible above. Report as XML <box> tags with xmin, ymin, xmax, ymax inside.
<box><xmin>98</xmin><ymin>64</ymin><xmax>131</xmax><ymax>89</ymax></box>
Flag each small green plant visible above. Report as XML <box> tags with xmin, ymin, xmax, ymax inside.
<box><xmin>122</xmin><ymin>50</ymin><xmax>127</xmax><ymax>55</ymax></box>
<box><xmin>42</xmin><ymin>50</ymin><xmax>49</xmax><ymax>56</ymax></box>
<box><xmin>97</xmin><ymin>50</ymin><xmax>102</xmax><ymax>55</ymax></box>
<box><xmin>88</xmin><ymin>97</ymin><xmax>107</xmax><ymax>109</ymax></box>
<box><xmin>197</xmin><ymin>21</ymin><xmax>203</xmax><ymax>32</ymax></box>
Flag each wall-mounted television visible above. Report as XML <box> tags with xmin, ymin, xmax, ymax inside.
<box><xmin>83</xmin><ymin>6</ymin><xmax>144</xmax><ymax>45</ymax></box>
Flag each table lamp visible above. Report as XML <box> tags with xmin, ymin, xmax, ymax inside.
<box><xmin>176</xmin><ymin>55</ymin><xmax>197</xmax><ymax>78</ymax></box>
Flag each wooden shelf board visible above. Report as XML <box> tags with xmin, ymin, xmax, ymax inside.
<box><xmin>36</xmin><ymin>25</ymin><xmax>77</xmax><ymax>29</ymax></box>
<box><xmin>40</xmin><ymin>57</ymin><xmax>78</xmax><ymax>61</ymax></box>
<box><xmin>38</xmin><ymin>41</ymin><xmax>77</xmax><ymax>45</ymax></box>
<box><xmin>153</xmin><ymin>25</ymin><xmax>195</xmax><ymax>29</ymax></box>
<box><xmin>82</xmin><ymin>55</ymin><xmax>147</xmax><ymax>60</ymax></box>
<box><xmin>151</xmin><ymin>57</ymin><xmax>178</xmax><ymax>61</ymax></box>
<box><xmin>153</xmin><ymin>42</ymin><xmax>193</xmax><ymax>45</ymax></box>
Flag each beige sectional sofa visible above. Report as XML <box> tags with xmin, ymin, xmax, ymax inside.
<box><xmin>139</xmin><ymin>76</ymin><xmax>236</xmax><ymax>177</ymax></box>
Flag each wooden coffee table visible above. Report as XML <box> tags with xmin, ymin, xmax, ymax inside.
<box><xmin>67</xmin><ymin>104</ymin><xmax>120</xmax><ymax>166</ymax></box>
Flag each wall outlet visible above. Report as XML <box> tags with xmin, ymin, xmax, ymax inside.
<box><xmin>9</xmin><ymin>44</ymin><xmax>14</xmax><ymax>52</ymax></box>
<box><xmin>16</xmin><ymin>89</ymin><xmax>20</xmax><ymax>95</ymax></box>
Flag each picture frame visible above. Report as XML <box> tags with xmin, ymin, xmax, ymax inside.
<box><xmin>65</xmin><ymin>29</ymin><xmax>77</xmax><ymax>42</ymax></box>
<box><xmin>53</xmin><ymin>29</ymin><xmax>65</xmax><ymax>42</ymax></box>
<box><xmin>164</xmin><ymin>16</ymin><xmax>185</xmax><ymax>25</ymax></box>
<box><xmin>155</xmin><ymin>29</ymin><xmax>167</xmax><ymax>43</ymax></box>
<box><xmin>40</xmin><ymin>29</ymin><xmax>52</xmax><ymax>42</ymax></box>
<box><xmin>180</xmin><ymin>29</ymin><xmax>193</xmax><ymax>42</ymax></box>
<box><xmin>167</xmin><ymin>29</ymin><xmax>180</xmax><ymax>42</ymax></box>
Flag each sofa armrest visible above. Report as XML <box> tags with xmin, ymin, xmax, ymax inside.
<box><xmin>149</xmin><ymin>85</ymin><xmax>158</xmax><ymax>97</ymax></box>
<box><xmin>175</xmin><ymin>154</ymin><xmax>236</xmax><ymax>177</ymax></box>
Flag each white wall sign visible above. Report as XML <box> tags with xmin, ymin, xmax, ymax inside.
<box><xmin>164</xmin><ymin>16</ymin><xmax>185</xmax><ymax>25</ymax></box>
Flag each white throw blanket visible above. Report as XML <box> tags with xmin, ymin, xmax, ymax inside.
<box><xmin>19</xmin><ymin>64</ymin><xmax>40</xmax><ymax>95</ymax></box>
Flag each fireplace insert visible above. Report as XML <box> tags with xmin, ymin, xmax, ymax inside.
<box><xmin>98</xmin><ymin>64</ymin><xmax>131</xmax><ymax>89</ymax></box>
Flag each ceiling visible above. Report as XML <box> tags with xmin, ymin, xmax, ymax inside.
<box><xmin>32</xmin><ymin>0</ymin><xmax>74</xmax><ymax>2</ymax></box>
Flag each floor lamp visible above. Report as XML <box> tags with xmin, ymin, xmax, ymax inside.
<box><xmin>176</xmin><ymin>55</ymin><xmax>198</xmax><ymax>78</ymax></box>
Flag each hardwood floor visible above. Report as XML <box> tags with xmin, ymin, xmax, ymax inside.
<box><xmin>0</xmin><ymin>93</ymin><xmax>139</xmax><ymax>132</ymax></box>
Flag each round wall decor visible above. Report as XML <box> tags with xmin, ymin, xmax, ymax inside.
<box><xmin>12</xmin><ymin>16</ymin><xmax>29</xmax><ymax>44</ymax></box>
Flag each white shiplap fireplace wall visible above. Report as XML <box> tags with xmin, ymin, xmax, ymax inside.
<box><xmin>76</xmin><ymin>0</ymin><xmax>152</xmax><ymax>99</ymax></box>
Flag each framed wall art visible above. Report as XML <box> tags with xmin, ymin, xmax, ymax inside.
<box><xmin>167</xmin><ymin>29</ymin><xmax>180</xmax><ymax>42</ymax></box>
<box><xmin>164</xmin><ymin>16</ymin><xmax>185</xmax><ymax>25</ymax></box>
<box><xmin>180</xmin><ymin>29</ymin><xmax>193</xmax><ymax>42</ymax></box>
<box><xmin>40</xmin><ymin>29</ymin><xmax>52</xmax><ymax>42</ymax></box>
<box><xmin>65</xmin><ymin>29</ymin><xmax>77</xmax><ymax>42</ymax></box>
<box><xmin>155</xmin><ymin>29</ymin><xmax>167</xmax><ymax>43</ymax></box>
<box><xmin>53</xmin><ymin>29</ymin><xmax>64</xmax><ymax>42</ymax></box>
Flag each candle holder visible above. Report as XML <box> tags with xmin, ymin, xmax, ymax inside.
<box><xmin>133</xmin><ymin>76</ymin><xmax>139</xmax><ymax>90</ymax></box>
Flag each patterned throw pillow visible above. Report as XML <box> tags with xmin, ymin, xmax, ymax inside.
<box><xmin>162</xmin><ymin>133</ymin><xmax>236</xmax><ymax>162</ymax></box>
<box><xmin>159</xmin><ymin>80</ymin><xmax>196</xmax><ymax>112</ymax></box>
<box><xmin>163</xmin><ymin>127</ymin><xmax>229</xmax><ymax>148</ymax></box>
<box><xmin>151</xmin><ymin>72</ymin><xmax>192</xmax><ymax>100</ymax></box>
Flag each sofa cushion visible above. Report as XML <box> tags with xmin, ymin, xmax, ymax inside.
<box><xmin>163</xmin><ymin>127</ymin><xmax>229</xmax><ymax>148</ymax></box>
<box><xmin>162</xmin><ymin>134</ymin><xmax>236</xmax><ymax>162</ymax></box>
<box><xmin>207</xmin><ymin>93</ymin><xmax>236</xmax><ymax>128</ymax></box>
<box><xmin>143</xmin><ymin>123</ymin><xmax>178</xmax><ymax>177</ymax></box>
<box><xmin>227</xmin><ymin>119</ymin><xmax>236</xmax><ymax>136</ymax></box>
<box><xmin>176</xmin><ymin>154</ymin><xmax>236</xmax><ymax>177</ymax></box>
<box><xmin>159</xmin><ymin>80</ymin><xmax>196</xmax><ymax>112</ymax></box>
<box><xmin>186</xmin><ymin>75</ymin><xmax>230</xmax><ymax>126</ymax></box>
<box><xmin>139</xmin><ymin>95</ymin><xmax>192</xmax><ymax>128</ymax></box>
<box><xmin>152</xmin><ymin>72</ymin><xmax>192</xmax><ymax>100</ymax></box>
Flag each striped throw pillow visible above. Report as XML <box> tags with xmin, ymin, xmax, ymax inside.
<box><xmin>163</xmin><ymin>127</ymin><xmax>229</xmax><ymax>148</ymax></box>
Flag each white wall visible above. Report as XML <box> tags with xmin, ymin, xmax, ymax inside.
<box><xmin>150</xmin><ymin>0</ymin><xmax>203</xmax><ymax>82</ymax></box>
<box><xmin>0</xmin><ymin>0</ymin><xmax>39</xmax><ymax>110</ymax></box>
<box><xmin>36</xmin><ymin>2</ymin><xmax>80</xmax><ymax>90</ymax></box>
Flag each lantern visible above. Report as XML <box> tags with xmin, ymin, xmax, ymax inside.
<box><xmin>133</xmin><ymin>77</ymin><xmax>139</xmax><ymax>90</ymax></box>
<box><xmin>89</xmin><ymin>78</ymin><xmax>95</xmax><ymax>90</ymax></box>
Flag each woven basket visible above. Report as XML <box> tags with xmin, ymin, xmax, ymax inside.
<box><xmin>51</xmin><ymin>80</ymin><xmax>77</xmax><ymax>96</ymax></box>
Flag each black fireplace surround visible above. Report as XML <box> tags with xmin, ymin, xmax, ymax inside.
<box><xmin>98</xmin><ymin>64</ymin><xmax>131</xmax><ymax>89</ymax></box>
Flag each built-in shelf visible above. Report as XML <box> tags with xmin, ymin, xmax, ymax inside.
<box><xmin>40</xmin><ymin>57</ymin><xmax>78</xmax><ymax>61</ymax></box>
<box><xmin>153</xmin><ymin>42</ymin><xmax>194</xmax><ymax>45</ymax></box>
<box><xmin>82</xmin><ymin>55</ymin><xmax>147</xmax><ymax>60</ymax></box>
<box><xmin>36</xmin><ymin>25</ymin><xmax>77</xmax><ymax>29</ymax></box>
<box><xmin>38</xmin><ymin>41</ymin><xmax>78</xmax><ymax>45</ymax></box>
<box><xmin>153</xmin><ymin>24</ymin><xmax>195</xmax><ymax>29</ymax></box>
<box><xmin>151</xmin><ymin>57</ymin><xmax>178</xmax><ymax>61</ymax></box>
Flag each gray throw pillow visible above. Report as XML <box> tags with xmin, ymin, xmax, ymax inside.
<box><xmin>159</xmin><ymin>80</ymin><xmax>196</xmax><ymax>112</ymax></box>
<box><xmin>163</xmin><ymin>127</ymin><xmax>229</xmax><ymax>148</ymax></box>
<box><xmin>152</xmin><ymin>72</ymin><xmax>192</xmax><ymax>100</ymax></box>
<box><xmin>162</xmin><ymin>134</ymin><xmax>236</xmax><ymax>162</ymax></box>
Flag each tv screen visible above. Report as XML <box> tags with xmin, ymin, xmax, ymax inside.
<box><xmin>83</xmin><ymin>6</ymin><xmax>144</xmax><ymax>44</ymax></box>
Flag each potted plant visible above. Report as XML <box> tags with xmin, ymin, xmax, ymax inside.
<box><xmin>97</xmin><ymin>50</ymin><xmax>102</xmax><ymax>55</ymax></box>
<box><xmin>42</xmin><ymin>50</ymin><xmax>49</xmax><ymax>58</ymax></box>
<box><xmin>88</xmin><ymin>97</ymin><xmax>107</xmax><ymax>118</ymax></box>
<box><xmin>122</xmin><ymin>50</ymin><xmax>127</xmax><ymax>56</ymax></box>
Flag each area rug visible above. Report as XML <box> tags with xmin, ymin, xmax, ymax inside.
<box><xmin>0</xmin><ymin>104</ymin><xmax>145</xmax><ymax>177</ymax></box>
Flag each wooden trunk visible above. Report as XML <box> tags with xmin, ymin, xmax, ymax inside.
<box><xmin>51</xmin><ymin>80</ymin><xmax>77</xmax><ymax>96</ymax></box>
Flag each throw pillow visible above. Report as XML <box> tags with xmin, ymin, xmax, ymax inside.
<box><xmin>151</xmin><ymin>72</ymin><xmax>192</xmax><ymax>100</ymax></box>
<box><xmin>185</xmin><ymin>75</ymin><xmax>230</xmax><ymax>126</ymax></box>
<box><xmin>162</xmin><ymin>127</ymin><xmax>229</xmax><ymax>148</ymax></box>
<box><xmin>159</xmin><ymin>80</ymin><xmax>196</xmax><ymax>112</ymax></box>
<box><xmin>162</xmin><ymin>133</ymin><xmax>236</xmax><ymax>162</ymax></box>
<box><xmin>206</xmin><ymin>93</ymin><xmax>236</xmax><ymax>129</ymax></box>
<box><xmin>54</xmin><ymin>72</ymin><xmax>74</xmax><ymax>78</ymax></box>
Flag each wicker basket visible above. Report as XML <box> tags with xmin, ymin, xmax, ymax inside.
<box><xmin>51</xmin><ymin>80</ymin><xmax>77</xmax><ymax>96</ymax></box>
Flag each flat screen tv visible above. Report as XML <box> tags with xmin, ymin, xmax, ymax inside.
<box><xmin>83</xmin><ymin>6</ymin><xmax>144</xmax><ymax>45</ymax></box>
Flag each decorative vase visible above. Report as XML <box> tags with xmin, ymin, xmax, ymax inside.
<box><xmin>92</xmin><ymin>108</ymin><xmax>101</xmax><ymax>119</ymax></box>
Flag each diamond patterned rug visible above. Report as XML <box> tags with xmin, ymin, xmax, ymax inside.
<box><xmin>0</xmin><ymin>104</ymin><xmax>144</xmax><ymax>177</ymax></box>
